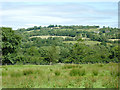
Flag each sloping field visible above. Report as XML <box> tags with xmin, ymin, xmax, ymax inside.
<box><xmin>63</xmin><ymin>41</ymin><xmax>101</xmax><ymax>45</ymax></box>
<box><xmin>29</xmin><ymin>35</ymin><xmax>71</xmax><ymax>39</ymax></box>
<box><xmin>77</xmin><ymin>28</ymin><xmax>100</xmax><ymax>32</ymax></box>
<box><xmin>109</xmin><ymin>39</ymin><xmax>120</xmax><ymax>41</ymax></box>
<box><xmin>26</xmin><ymin>30</ymin><xmax>40</xmax><ymax>33</ymax></box>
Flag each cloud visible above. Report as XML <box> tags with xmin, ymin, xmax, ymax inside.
<box><xmin>0</xmin><ymin>2</ymin><xmax>118</xmax><ymax>29</ymax></box>
<box><xmin>0</xmin><ymin>0</ymin><xmax>119</xmax><ymax>2</ymax></box>
<box><xmin>6</xmin><ymin>16</ymin><xmax>72</xmax><ymax>23</ymax></box>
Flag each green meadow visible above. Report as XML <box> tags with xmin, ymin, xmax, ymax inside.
<box><xmin>2</xmin><ymin>63</ymin><xmax>119</xmax><ymax>88</ymax></box>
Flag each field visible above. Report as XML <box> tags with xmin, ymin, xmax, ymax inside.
<box><xmin>29</xmin><ymin>35</ymin><xmax>70</xmax><ymax>39</ymax></box>
<box><xmin>0</xmin><ymin>66</ymin><xmax>2</xmax><ymax>89</ymax></box>
<box><xmin>76</xmin><ymin>28</ymin><xmax>100</xmax><ymax>32</ymax></box>
<box><xmin>1</xmin><ymin>63</ymin><xmax>119</xmax><ymax>88</ymax></box>
<box><xmin>63</xmin><ymin>41</ymin><xmax>101</xmax><ymax>45</ymax></box>
<box><xmin>109</xmin><ymin>39</ymin><xmax>120</xmax><ymax>41</ymax></box>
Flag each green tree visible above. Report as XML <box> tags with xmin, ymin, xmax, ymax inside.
<box><xmin>46</xmin><ymin>46</ymin><xmax>60</xmax><ymax>65</ymax></box>
<box><xmin>2</xmin><ymin>27</ymin><xmax>21</xmax><ymax>65</ymax></box>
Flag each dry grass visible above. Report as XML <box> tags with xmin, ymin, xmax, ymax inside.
<box><xmin>109</xmin><ymin>39</ymin><xmax>120</xmax><ymax>41</ymax></box>
<box><xmin>63</xmin><ymin>41</ymin><xmax>101</xmax><ymax>45</ymax></box>
<box><xmin>29</xmin><ymin>35</ymin><xmax>70</xmax><ymax>39</ymax></box>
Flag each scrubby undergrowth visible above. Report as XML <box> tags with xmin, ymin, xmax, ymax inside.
<box><xmin>2</xmin><ymin>63</ymin><xmax>119</xmax><ymax>88</ymax></box>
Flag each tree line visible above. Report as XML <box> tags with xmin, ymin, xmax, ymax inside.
<box><xmin>1</xmin><ymin>26</ymin><xmax>119</xmax><ymax>65</ymax></box>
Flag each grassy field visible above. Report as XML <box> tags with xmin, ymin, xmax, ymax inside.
<box><xmin>76</xmin><ymin>28</ymin><xmax>100</xmax><ymax>32</ymax></box>
<box><xmin>29</xmin><ymin>35</ymin><xmax>71</xmax><ymax>39</ymax></box>
<box><xmin>1</xmin><ymin>63</ymin><xmax>119</xmax><ymax>88</ymax></box>
<box><xmin>26</xmin><ymin>30</ymin><xmax>40</xmax><ymax>33</ymax></box>
<box><xmin>63</xmin><ymin>41</ymin><xmax>101</xmax><ymax>45</ymax></box>
<box><xmin>0</xmin><ymin>66</ymin><xmax>2</xmax><ymax>89</ymax></box>
<box><xmin>109</xmin><ymin>39</ymin><xmax>120</xmax><ymax>41</ymax></box>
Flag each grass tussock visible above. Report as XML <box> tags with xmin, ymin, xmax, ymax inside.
<box><xmin>2</xmin><ymin>71</ymin><xmax>8</xmax><ymax>76</ymax></box>
<box><xmin>62</xmin><ymin>64</ymin><xmax>82</xmax><ymax>69</ymax></box>
<box><xmin>102</xmin><ymin>76</ymin><xmax>118</xmax><ymax>88</ymax></box>
<box><xmin>23</xmin><ymin>68</ymin><xmax>42</xmax><ymax>76</ymax></box>
<box><xmin>84</xmin><ymin>81</ymin><xmax>93</xmax><ymax>88</ymax></box>
<box><xmin>97</xmin><ymin>63</ymin><xmax>103</xmax><ymax>67</ymax></box>
<box><xmin>23</xmin><ymin>69</ymin><xmax>34</xmax><ymax>75</ymax></box>
<box><xmin>69</xmin><ymin>69</ymin><xmax>85</xmax><ymax>76</ymax></box>
<box><xmin>110</xmin><ymin>69</ymin><xmax>120</xmax><ymax>77</ymax></box>
<box><xmin>54</xmin><ymin>70</ymin><xmax>60</xmax><ymax>76</ymax></box>
<box><xmin>92</xmin><ymin>69</ymin><xmax>98</xmax><ymax>76</ymax></box>
<box><xmin>10</xmin><ymin>71</ymin><xmax>23</xmax><ymax>77</ymax></box>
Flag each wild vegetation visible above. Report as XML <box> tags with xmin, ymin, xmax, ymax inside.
<box><xmin>1</xmin><ymin>25</ymin><xmax>119</xmax><ymax>65</ymax></box>
<box><xmin>2</xmin><ymin>63</ymin><xmax>119</xmax><ymax>88</ymax></box>
<box><xmin>0</xmin><ymin>25</ymin><xmax>119</xmax><ymax>88</ymax></box>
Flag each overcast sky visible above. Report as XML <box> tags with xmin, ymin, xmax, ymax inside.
<box><xmin>0</xmin><ymin>0</ymin><xmax>119</xmax><ymax>30</ymax></box>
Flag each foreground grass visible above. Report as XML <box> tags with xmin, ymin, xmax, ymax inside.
<box><xmin>0</xmin><ymin>66</ymin><xmax>2</xmax><ymax>89</ymax></box>
<box><xmin>2</xmin><ymin>63</ymin><xmax>119</xmax><ymax>88</ymax></box>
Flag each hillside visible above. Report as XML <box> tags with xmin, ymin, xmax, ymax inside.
<box><xmin>1</xmin><ymin>25</ymin><xmax>119</xmax><ymax>65</ymax></box>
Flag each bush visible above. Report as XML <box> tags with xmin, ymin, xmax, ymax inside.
<box><xmin>69</xmin><ymin>69</ymin><xmax>85</xmax><ymax>76</ymax></box>
<box><xmin>54</xmin><ymin>70</ymin><xmax>60</xmax><ymax>76</ymax></box>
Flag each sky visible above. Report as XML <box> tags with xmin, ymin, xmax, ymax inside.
<box><xmin>0</xmin><ymin>0</ymin><xmax>119</xmax><ymax>30</ymax></box>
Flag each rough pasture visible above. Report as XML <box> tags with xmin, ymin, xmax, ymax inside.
<box><xmin>2</xmin><ymin>63</ymin><xmax>119</xmax><ymax>88</ymax></box>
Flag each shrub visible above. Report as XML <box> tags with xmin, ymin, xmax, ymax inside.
<box><xmin>69</xmin><ymin>69</ymin><xmax>85</xmax><ymax>76</ymax></box>
<box><xmin>54</xmin><ymin>70</ymin><xmax>60</xmax><ymax>76</ymax></box>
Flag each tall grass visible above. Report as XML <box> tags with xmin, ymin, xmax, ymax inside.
<box><xmin>102</xmin><ymin>76</ymin><xmax>118</xmax><ymax>88</ymax></box>
<box><xmin>92</xmin><ymin>69</ymin><xmax>98</xmax><ymax>76</ymax></box>
<box><xmin>62</xmin><ymin>64</ymin><xmax>82</xmax><ymax>69</ymax></box>
<box><xmin>23</xmin><ymin>69</ymin><xmax>34</xmax><ymax>75</ymax></box>
<box><xmin>84</xmin><ymin>81</ymin><xmax>93</xmax><ymax>88</ymax></box>
<box><xmin>2</xmin><ymin>63</ymin><xmax>119</xmax><ymax>88</ymax></box>
<box><xmin>110</xmin><ymin>69</ymin><xmax>120</xmax><ymax>77</ymax></box>
<box><xmin>10</xmin><ymin>71</ymin><xmax>23</xmax><ymax>77</ymax></box>
<box><xmin>69</xmin><ymin>69</ymin><xmax>85</xmax><ymax>76</ymax></box>
<box><xmin>54</xmin><ymin>70</ymin><xmax>60</xmax><ymax>76</ymax></box>
<box><xmin>23</xmin><ymin>68</ymin><xmax>42</xmax><ymax>75</ymax></box>
<box><xmin>2</xmin><ymin>71</ymin><xmax>8</xmax><ymax>76</ymax></box>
